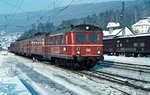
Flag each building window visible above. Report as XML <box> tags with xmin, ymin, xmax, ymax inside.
<box><xmin>141</xmin><ymin>26</ymin><xmax>143</xmax><ymax>28</ymax></box>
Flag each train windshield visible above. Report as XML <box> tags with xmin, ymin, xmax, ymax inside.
<box><xmin>89</xmin><ymin>34</ymin><xmax>100</xmax><ymax>42</ymax></box>
<box><xmin>76</xmin><ymin>34</ymin><xmax>86</xmax><ymax>42</ymax></box>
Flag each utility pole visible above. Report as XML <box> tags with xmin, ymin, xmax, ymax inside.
<box><xmin>120</xmin><ymin>1</ymin><xmax>125</xmax><ymax>35</ymax></box>
<box><xmin>134</xmin><ymin>4</ymin><xmax>138</xmax><ymax>23</ymax></box>
<box><xmin>4</xmin><ymin>15</ymin><xmax>8</xmax><ymax>32</ymax></box>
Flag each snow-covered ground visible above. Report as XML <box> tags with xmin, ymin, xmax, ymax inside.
<box><xmin>93</xmin><ymin>55</ymin><xmax>150</xmax><ymax>81</ymax></box>
<box><xmin>92</xmin><ymin>55</ymin><xmax>150</xmax><ymax>95</ymax></box>
<box><xmin>0</xmin><ymin>53</ymin><xmax>150</xmax><ymax>95</ymax></box>
<box><xmin>0</xmin><ymin>77</ymin><xmax>32</xmax><ymax>95</ymax></box>
<box><xmin>103</xmin><ymin>55</ymin><xmax>150</xmax><ymax>65</ymax></box>
<box><xmin>0</xmin><ymin>53</ymin><xmax>127</xmax><ymax>95</ymax></box>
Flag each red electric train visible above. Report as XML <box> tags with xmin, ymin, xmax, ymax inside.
<box><xmin>10</xmin><ymin>24</ymin><xmax>104</xmax><ymax>69</ymax></box>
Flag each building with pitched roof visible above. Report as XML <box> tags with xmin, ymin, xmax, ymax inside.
<box><xmin>103</xmin><ymin>22</ymin><xmax>133</xmax><ymax>37</ymax></box>
<box><xmin>132</xmin><ymin>18</ymin><xmax>150</xmax><ymax>33</ymax></box>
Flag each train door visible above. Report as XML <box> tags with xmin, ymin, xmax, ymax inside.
<box><xmin>44</xmin><ymin>36</ymin><xmax>49</xmax><ymax>60</ymax></box>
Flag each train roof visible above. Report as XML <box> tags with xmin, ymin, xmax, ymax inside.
<box><xmin>15</xmin><ymin>33</ymin><xmax>46</xmax><ymax>43</ymax></box>
<box><xmin>50</xmin><ymin>24</ymin><xmax>102</xmax><ymax>35</ymax></box>
<box><xmin>103</xmin><ymin>33</ymin><xmax>150</xmax><ymax>40</ymax></box>
<box><xmin>14</xmin><ymin>24</ymin><xmax>102</xmax><ymax>43</ymax></box>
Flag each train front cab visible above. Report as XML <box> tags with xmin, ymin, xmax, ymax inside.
<box><xmin>66</xmin><ymin>25</ymin><xmax>104</xmax><ymax>67</ymax></box>
<box><xmin>71</xmin><ymin>31</ymin><xmax>103</xmax><ymax>66</ymax></box>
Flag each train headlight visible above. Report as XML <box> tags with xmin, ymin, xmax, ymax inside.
<box><xmin>77</xmin><ymin>51</ymin><xmax>80</xmax><ymax>55</ymax></box>
<box><xmin>97</xmin><ymin>51</ymin><xmax>101</xmax><ymax>54</ymax></box>
<box><xmin>63</xmin><ymin>47</ymin><xmax>67</xmax><ymax>52</ymax></box>
<box><xmin>86</xmin><ymin>26</ymin><xmax>89</xmax><ymax>30</ymax></box>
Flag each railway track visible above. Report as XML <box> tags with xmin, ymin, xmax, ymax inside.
<box><xmin>80</xmin><ymin>70</ymin><xmax>150</xmax><ymax>92</ymax></box>
<box><xmin>53</xmin><ymin>68</ymin><xmax>132</xmax><ymax>95</ymax></box>
<box><xmin>54</xmin><ymin>64</ymin><xmax>150</xmax><ymax>94</ymax></box>
<box><xmin>100</xmin><ymin>61</ymin><xmax>150</xmax><ymax>73</ymax></box>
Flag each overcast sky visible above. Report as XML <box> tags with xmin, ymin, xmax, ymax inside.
<box><xmin>0</xmin><ymin>0</ymin><xmax>128</xmax><ymax>14</ymax></box>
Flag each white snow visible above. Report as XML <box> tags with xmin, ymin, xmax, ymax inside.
<box><xmin>106</xmin><ymin>22</ymin><xmax>120</xmax><ymax>28</ymax></box>
<box><xmin>0</xmin><ymin>53</ymin><xmax>124</xmax><ymax>95</ymax></box>
<box><xmin>0</xmin><ymin>77</ymin><xmax>32</xmax><ymax>95</ymax></box>
<box><xmin>132</xmin><ymin>18</ymin><xmax>150</xmax><ymax>33</ymax></box>
<box><xmin>0</xmin><ymin>51</ymin><xmax>8</xmax><ymax>55</ymax></box>
<box><xmin>103</xmin><ymin>55</ymin><xmax>150</xmax><ymax>65</ymax></box>
<box><xmin>132</xmin><ymin>19</ymin><xmax>150</xmax><ymax>26</ymax></box>
<box><xmin>0</xmin><ymin>54</ymin><xmax>31</xmax><ymax>95</ymax></box>
<box><xmin>103</xmin><ymin>27</ymin><xmax>133</xmax><ymax>36</ymax></box>
<box><xmin>92</xmin><ymin>55</ymin><xmax>150</xmax><ymax>95</ymax></box>
<box><xmin>0</xmin><ymin>53</ymin><xmax>150</xmax><ymax>95</ymax></box>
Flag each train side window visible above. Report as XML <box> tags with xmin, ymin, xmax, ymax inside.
<box><xmin>54</xmin><ymin>36</ymin><xmax>58</xmax><ymax>45</ymax></box>
<box><xmin>140</xmin><ymin>43</ymin><xmax>145</xmax><ymax>47</ymax></box>
<box><xmin>126</xmin><ymin>39</ymin><xmax>129</xmax><ymax>43</ymax></box>
<box><xmin>42</xmin><ymin>38</ymin><xmax>44</xmax><ymax>46</ymax></box>
<box><xmin>60</xmin><ymin>35</ymin><xmax>63</xmax><ymax>45</ymax></box>
<box><xmin>117</xmin><ymin>44</ymin><xmax>119</xmax><ymax>47</ymax></box>
<box><xmin>117</xmin><ymin>40</ymin><xmax>120</xmax><ymax>43</ymax></box>
<box><xmin>134</xmin><ymin>43</ymin><xmax>138</xmax><ymax>47</ymax></box>
<box><xmin>50</xmin><ymin>37</ymin><xmax>52</xmax><ymax>45</ymax></box>
<box><xmin>120</xmin><ymin>43</ymin><xmax>122</xmax><ymax>47</ymax></box>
